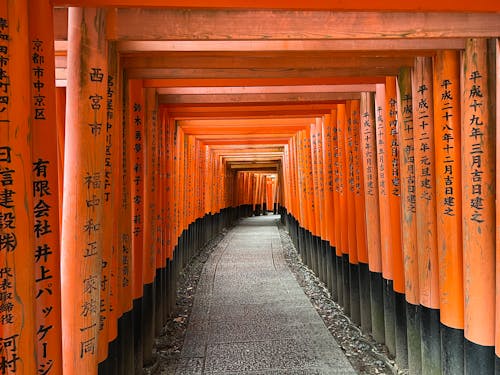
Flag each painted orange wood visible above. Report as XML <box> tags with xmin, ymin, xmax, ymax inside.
<box><xmin>61</xmin><ymin>8</ymin><xmax>108</xmax><ymax>374</ymax></box>
<box><xmin>29</xmin><ymin>1</ymin><xmax>63</xmax><ymax>372</ymax></box>
<box><xmin>385</xmin><ymin>77</ymin><xmax>404</xmax><ymax>295</ymax></box>
<box><xmin>374</xmin><ymin>84</ymin><xmax>393</xmax><ymax>281</ymax></box>
<box><xmin>360</xmin><ymin>92</ymin><xmax>382</xmax><ymax>274</ymax></box>
<box><xmin>344</xmin><ymin>101</ymin><xmax>358</xmax><ymax>265</ymax></box>
<box><xmin>462</xmin><ymin>38</ymin><xmax>495</xmax><ymax>347</ymax></box>
<box><xmin>0</xmin><ymin>1</ymin><xmax>37</xmax><ymax>374</ymax></box>
<box><xmin>397</xmin><ymin>67</ymin><xmax>419</xmax><ymax>306</ymax></box>
<box><xmin>336</xmin><ymin>104</ymin><xmax>349</xmax><ymax>257</ymax></box>
<box><xmin>321</xmin><ymin>113</ymin><xmax>336</xmax><ymax>247</ymax></box>
<box><xmin>350</xmin><ymin>100</ymin><xmax>368</xmax><ymax>265</ymax></box>
<box><xmin>433</xmin><ymin>50</ymin><xmax>464</xmax><ymax>329</ymax></box>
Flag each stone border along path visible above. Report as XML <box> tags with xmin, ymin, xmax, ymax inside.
<box><xmin>174</xmin><ymin>215</ymin><xmax>356</xmax><ymax>374</ymax></box>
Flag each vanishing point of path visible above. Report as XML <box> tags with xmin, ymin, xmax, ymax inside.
<box><xmin>174</xmin><ymin>215</ymin><xmax>356</xmax><ymax>374</ymax></box>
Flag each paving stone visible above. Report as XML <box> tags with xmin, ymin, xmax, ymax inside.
<box><xmin>178</xmin><ymin>215</ymin><xmax>355</xmax><ymax>375</ymax></box>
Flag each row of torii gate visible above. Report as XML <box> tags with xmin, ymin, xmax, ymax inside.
<box><xmin>1</xmin><ymin>1</ymin><xmax>500</xmax><ymax>375</ymax></box>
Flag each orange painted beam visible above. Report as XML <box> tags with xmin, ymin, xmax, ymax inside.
<box><xmin>53</xmin><ymin>0</ymin><xmax>500</xmax><ymax>12</ymax></box>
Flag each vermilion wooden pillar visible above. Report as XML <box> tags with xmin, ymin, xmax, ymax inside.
<box><xmin>117</xmin><ymin>78</ymin><xmax>134</xmax><ymax>375</ymax></box>
<box><xmin>433</xmin><ymin>50</ymin><xmax>464</xmax><ymax>375</ymax></box>
<box><xmin>55</xmin><ymin>87</ymin><xmax>66</xmax><ymax>225</ymax></box>
<box><xmin>29</xmin><ymin>1</ymin><xmax>63</xmax><ymax>374</ymax></box>
<box><xmin>142</xmin><ymin>87</ymin><xmax>158</xmax><ymax>366</ymax></box>
<box><xmin>495</xmin><ymin>38</ymin><xmax>500</xmax><ymax>374</ymax></box>
<box><xmin>344</xmin><ymin>101</ymin><xmax>360</xmax><ymax>324</ymax></box>
<box><xmin>61</xmin><ymin>7</ymin><xmax>108</xmax><ymax>375</ymax></box>
<box><xmin>412</xmin><ymin>57</ymin><xmax>441</xmax><ymax>374</ymax></box>
<box><xmin>128</xmin><ymin>79</ymin><xmax>145</xmax><ymax>375</ymax></box>
<box><xmin>375</xmin><ymin>83</ymin><xmax>392</xmax><ymax>349</ymax></box>
<box><xmin>351</xmin><ymin>100</ymin><xmax>371</xmax><ymax>333</ymax></box>
<box><xmin>0</xmin><ymin>1</ymin><xmax>37</xmax><ymax>374</ymax></box>
<box><xmin>360</xmin><ymin>92</ymin><xmax>384</xmax><ymax>343</ymax></box>
<box><xmin>397</xmin><ymin>67</ymin><xmax>421</xmax><ymax>375</ymax></box>
<box><xmin>462</xmin><ymin>38</ymin><xmax>495</xmax><ymax>374</ymax></box>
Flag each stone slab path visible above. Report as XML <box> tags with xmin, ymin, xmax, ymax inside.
<box><xmin>174</xmin><ymin>215</ymin><xmax>356</xmax><ymax>374</ymax></box>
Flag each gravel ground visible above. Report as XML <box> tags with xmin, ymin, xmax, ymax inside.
<box><xmin>148</xmin><ymin>218</ymin><xmax>404</xmax><ymax>375</ymax></box>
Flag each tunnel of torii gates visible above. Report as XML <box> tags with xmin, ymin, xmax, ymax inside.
<box><xmin>1</xmin><ymin>0</ymin><xmax>500</xmax><ymax>375</ymax></box>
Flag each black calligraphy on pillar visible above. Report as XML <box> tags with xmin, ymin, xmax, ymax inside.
<box><xmin>31</xmin><ymin>39</ymin><xmax>46</xmax><ymax>121</ymax></box>
<box><xmin>467</xmin><ymin>70</ymin><xmax>485</xmax><ymax>223</ymax></box>
<box><xmin>0</xmin><ymin>17</ymin><xmax>9</xmax><ymax>125</ymax></box>
<box><xmin>388</xmin><ymin>98</ymin><xmax>400</xmax><ymax>196</ymax></box>
<box><xmin>439</xmin><ymin>79</ymin><xmax>456</xmax><ymax>216</ymax></box>
<box><xmin>133</xmin><ymin>102</ymin><xmax>143</xmax><ymax>237</ymax></box>
<box><xmin>415</xmin><ymin>84</ymin><xmax>433</xmax><ymax>202</ymax></box>
<box><xmin>375</xmin><ymin>106</ymin><xmax>386</xmax><ymax>196</ymax></box>
<box><xmin>362</xmin><ymin>112</ymin><xmax>375</xmax><ymax>196</ymax></box>
<box><xmin>401</xmin><ymin>94</ymin><xmax>416</xmax><ymax>213</ymax></box>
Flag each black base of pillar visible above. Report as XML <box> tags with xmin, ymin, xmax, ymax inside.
<box><xmin>118</xmin><ymin>310</ymin><xmax>135</xmax><ymax>375</ymax></box>
<box><xmin>349</xmin><ymin>262</ymin><xmax>361</xmax><ymax>325</ymax></box>
<box><xmin>395</xmin><ymin>292</ymin><xmax>408</xmax><ymax>368</ymax></box>
<box><xmin>342</xmin><ymin>254</ymin><xmax>350</xmax><ymax>315</ymax></box>
<box><xmin>465</xmin><ymin>337</ymin><xmax>494</xmax><ymax>374</ymax></box>
<box><xmin>142</xmin><ymin>282</ymin><xmax>155</xmax><ymax>366</ymax></box>
<box><xmin>406</xmin><ymin>302</ymin><xmax>422</xmax><ymax>375</ymax></box>
<box><xmin>133</xmin><ymin>297</ymin><xmax>143</xmax><ymax>374</ymax></box>
<box><xmin>359</xmin><ymin>262</ymin><xmax>371</xmax><ymax>333</ymax></box>
<box><xmin>383</xmin><ymin>279</ymin><xmax>395</xmax><ymax>356</ymax></box>
<box><xmin>370</xmin><ymin>271</ymin><xmax>385</xmax><ymax>344</ymax></box>
<box><xmin>421</xmin><ymin>306</ymin><xmax>441</xmax><ymax>374</ymax></box>
<box><xmin>329</xmin><ymin>246</ymin><xmax>338</xmax><ymax>301</ymax></box>
<box><xmin>441</xmin><ymin>324</ymin><xmax>464</xmax><ymax>375</ymax></box>
<box><xmin>336</xmin><ymin>255</ymin><xmax>344</xmax><ymax>308</ymax></box>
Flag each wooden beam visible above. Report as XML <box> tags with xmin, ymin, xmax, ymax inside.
<box><xmin>53</xmin><ymin>9</ymin><xmax>500</xmax><ymax>41</ymax></box>
<box><xmin>129</xmin><ymin>67</ymin><xmax>404</xmax><ymax>79</ymax></box>
<box><xmin>115</xmin><ymin>39</ymin><xmax>466</xmax><ymax>52</ymax></box>
<box><xmin>52</xmin><ymin>0</ymin><xmax>500</xmax><ymax>13</ymax></box>
<box><xmin>157</xmin><ymin>85</ymin><xmax>376</xmax><ymax>94</ymax></box>
<box><xmin>159</xmin><ymin>92</ymin><xmax>359</xmax><ymax>104</ymax></box>
<box><xmin>146</xmin><ymin>77</ymin><xmax>386</xmax><ymax>87</ymax></box>
<box><xmin>120</xmin><ymin>51</ymin><xmax>423</xmax><ymax>69</ymax></box>
<box><xmin>114</xmin><ymin>9</ymin><xmax>500</xmax><ymax>40</ymax></box>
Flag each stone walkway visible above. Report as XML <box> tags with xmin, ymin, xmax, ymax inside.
<box><xmin>174</xmin><ymin>215</ymin><xmax>356</xmax><ymax>374</ymax></box>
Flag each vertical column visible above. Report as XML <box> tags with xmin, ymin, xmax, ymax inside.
<box><xmin>386</xmin><ymin>77</ymin><xmax>407</xmax><ymax>364</ymax></box>
<box><xmin>337</xmin><ymin>104</ymin><xmax>350</xmax><ymax>313</ymax></box>
<box><xmin>29</xmin><ymin>1</ymin><xmax>63</xmax><ymax>374</ymax></box>
<box><xmin>398</xmin><ymin>67</ymin><xmax>421</xmax><ymax>375</ymax></box>
<box><xmin>413</xmin><ymin>56</ymin><xmax>441</xmax><ymax>374</ymax></box>
<box><xmin>61</xmin><ymin>7</ymin><xmax>107</xmax><ymax>375</ymax></box>
<box><xmin>0</xmin><ymin>1</ymin><xmax>37</xmax><ymax>374</ymax></box>
<box><xmin>462</xmin><ymin>38</ymin><xmax>495</xmax><ymax>374</ymax></box>
<box><xmin>55</xmin><ymin>86</ymin><xmax>66</xmax><ymax>225</ymax></box>
<box><xmin>142</xmin><ymin>88</ymin><xmax>157</xmax><ymax>366</ymax></box>
<box><xmin>345</xmin><ymin>101</ymin><xmax>360</xmax><ymax>324</ymax></box>
<box><xmin>360</xmin><ymin>92</ymin><xmax>385</xmax><ymax>342</ymax></box>
<box><xmin>128</xmin><ymin>79</ymin><xmax>145</xmax><ymax>374</ymax></box>
<box><xmin>495</xmin><ymin>37</ymin><xmax>500</xmax><ymax>374</ymax></box>
<box><xmin>351</xmin><ymin>99</ymin><xmax>371</xmax><ymax>333</ymax></box>
<box><xmin>433</xmin><ymin>50</ymin><xmax>464</xmax><ymax>374</ymax></box>
<box><xmin>375</xmin><ymin>83</ymin><xmax>392</xmax><ymax>349</ymax></box>
<box><xmin>322</xmin><ymin>112</ymin><xmax>337</xmax><ymax>299</ymax></box>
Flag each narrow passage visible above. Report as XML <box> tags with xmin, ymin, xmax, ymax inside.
<box><xmin>175</xmin><ymin>215</ymin><xmax>356</xmax><ymax>374</ymax></box>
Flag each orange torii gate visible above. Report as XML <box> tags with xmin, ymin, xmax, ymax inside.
<box><xmin>1</xmin><ymin>1</ymin><xmax>500</xmax><ymax>373</ymax></box>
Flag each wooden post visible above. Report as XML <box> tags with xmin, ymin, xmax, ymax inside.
<box><xmin>61</xmin><ymin>7</ymin><xmax>107</xmax><ymax>375</ymax></box>
<box><xmin>462</xmin><ymin>38</ymin><xmax>495</xmax><ymax>374</ymax></box>
<box><xmin>28</xmin><ymin>1</ymin><xmax>63</xmax><ymax>373</ymax></box>
<box><xmin>375</xmin><ymin>83</ymin><xmax>392</xmax><ymax>349</ymax></box>
<box><xmin>0</xmin><ymin>1</ymin><xmax>37</xmax><ymax>373</ymax></box>
<box><xmin>55</xmin><ymin>87</ymin><xmax>65</xmax><ymax>225</ymax></box>
<box><xmin>128</xmin><ymin>78</ymin><xmax>145</xmax><ymax>374</ymax></box>
<box><xmin>360</xmin><ymin>92</ymin><xmax>385</xmax><ymax>343</ymax></box>
<box><xmin>337</xmin><ymin>104</ymin><xmax>350</xmax><ymax>313</ymax></box>
<box><xmin>345</xmin><ymin>101</ymin><xmax>360</xmax><ymax>324</ymax></box>
<box><xmin>397</xmin><ymin>67</ymin><xmax>421</xmax><ymax>375</ymax></box>
<box><xmin>433</xmin><ymin>50</ymin><xmax>464</xmax><ymax>375</ymax></box>
<box><xmin>142</xmin><ymin>87</ymin><xmax>158</xmax><ymax>366</ymax></box>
